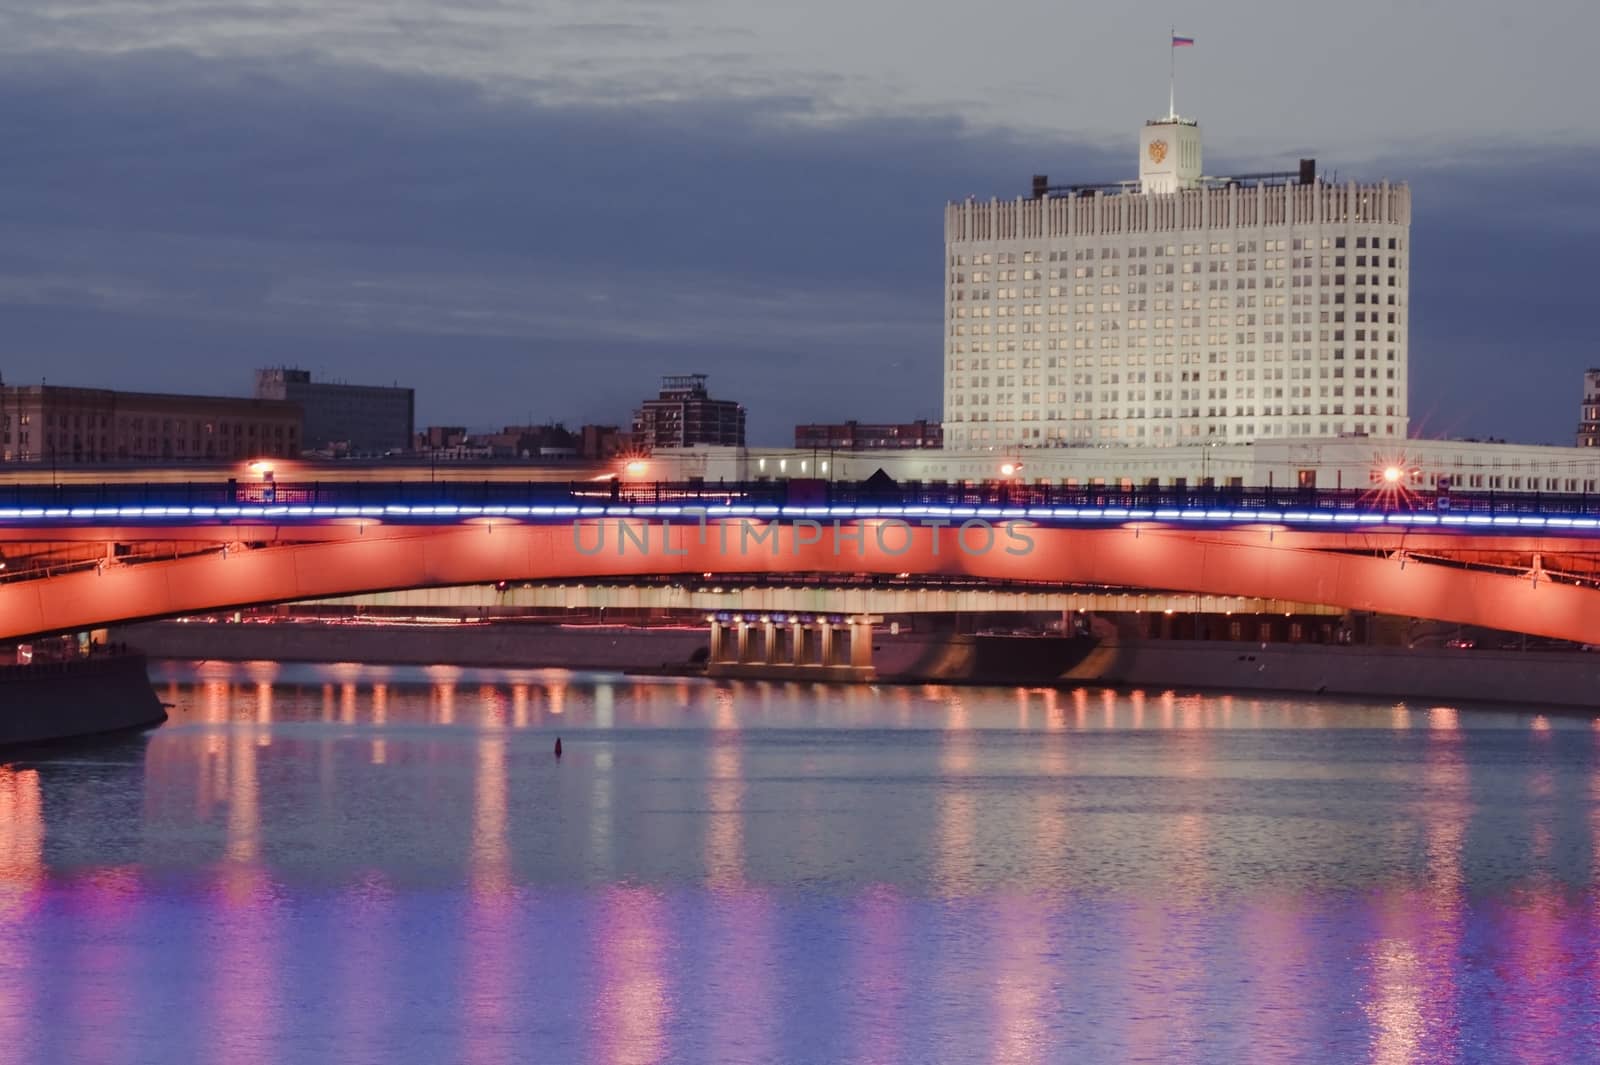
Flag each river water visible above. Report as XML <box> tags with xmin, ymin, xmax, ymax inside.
<box><xmin>2</xmin><ymin>662</ymin><xmax>1598</xmax><ymax>1063</ymax></box>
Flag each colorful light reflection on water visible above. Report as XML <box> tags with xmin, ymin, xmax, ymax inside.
<box><xmin>3</xmin><ymin>663</ymin><xmax>1600</xmax><ymax>1063</ymax></box>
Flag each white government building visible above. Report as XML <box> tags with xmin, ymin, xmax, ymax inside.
<box><xmin>943</xmin><ymin>108</ymin><xmax>1409</xmax><ymax>449</ymax></box>
<box><xmin>641</xmin><ymin>108</ymin><xmax>1598</xmax><ymax>494</ymax></box>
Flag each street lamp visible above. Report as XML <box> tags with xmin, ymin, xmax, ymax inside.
<box><xmin>247</xmin><ymin>459</ymin><xmax>276</xmax><ymax>503</ymax></box>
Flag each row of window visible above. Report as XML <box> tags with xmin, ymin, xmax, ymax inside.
<box><xmin>953</xmin><ymin>337</ymin><xmax>1402</xmax><ymax>360</ymax></box>
<box><xmin>15</xmin><ymin>413</ymin><xmax>288</xmax><ymax>434</ymax></box>
<box><xmin>0</xmin><ymin>440</ymin><xmax>298</xmax><ymax>461</ymax></box>
<box><xmin>963</xmin><ymin>253</ymin><xmax>1403</xmax><ymax>283</ymax></box>
<box><xmin>952</xmin><ymin>377</ymin><xmax>1400</xmax><ymax>394</ymax></box>
<box><xmin>964</xmin><ymin>262</ymin><xmax>1405</xmax><ymax>284</ymax></box>
<box><xmin>949</xmin><ymin>350</ymin><xmax>1403</xmax><ymax>371</ymax></box>
<box><xmin>969</xmin><ymin>235</ymin><xmax>1404</xmax><ymax>268</ymax></box>
<box><xmin>952</xmin><ymin>312</ymin><xmax>1401</xmax><ymax>345</ymax></box>
<box><xmin>953</xmin><ymin>274</ymin><xmax>1404</xmax><ymax>302</ymax></box>
<box><xmin>949</xmin><ymin>365</ymin><xmax>1404</xmax><ymax>384</ymax></box>
<box><xmin>952</xmin><ymin>388</ymin><xmax>1399</xmax><ymax>407</ymax></box>
<box><xmin>953</xmin><ymin>284</ymin><xmax>1407</xmax><ymax>307</ymax></box>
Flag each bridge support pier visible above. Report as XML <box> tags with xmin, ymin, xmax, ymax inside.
<box><xmin>707</xmin><ymin>616</ymin><xmax>878</xmax><ymax>682</ymax></box>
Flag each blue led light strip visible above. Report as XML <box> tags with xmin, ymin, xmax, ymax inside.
<box><xmin>0</xmin><ymin>502</ymin><xmax>1594</xmax><ymax>533</ymax></box>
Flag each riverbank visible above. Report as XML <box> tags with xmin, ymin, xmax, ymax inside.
<box><xmin>113</xmin><ymin>620</ymin><xmax>1600</xmax><ymax>707</ymax></box>
<box><xmin>114</xmin><ymin>620</ymin><xmax>711</xmax><ymax>673</ymax></box>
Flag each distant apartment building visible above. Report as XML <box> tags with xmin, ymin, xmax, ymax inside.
<box><xmin>632</xmin><ymin>374</ymin><xmax>745</xmax><ymax>449</ymax></box>
<box><xmin>580</xmin><ymin>424</ymin><xmax>633</xmax><ymax>460</ymax></box>
<box><xmin>415</xmin><ymin>425</ymin><xmax>468</xmax><ymax>451</ymax></box>
<box><xmin>795</xmin><ymin>420</ymin><xmax>943</xmax><ymax>450</ymax></box>
<box><xmin>413</xmin><ymin>423</ymin><xmax>632</xmax><ymax>461</ymax></box>
<box><xmin>1579</xmin><ymin>369</ymin><xmax>1600</xmax><ymax>447</ymax></box>
<box><xmin>478</xmin><ymin>424</ymin><xmax>581</xmax><ymax>459</ymax></box>
<box><xmin>413</xmin><ymin>426</ymin><xmax>489</xmax><ymax>460</ymax></box>
<box><xmin>0</xmin><ymin>380</ymin><xmax>300</xmax><ymax>464</ymax></box>
<box><xmin>254</xmin><ymin>367</ymin><xmax>414</xmax><ymax>455</ymax></box>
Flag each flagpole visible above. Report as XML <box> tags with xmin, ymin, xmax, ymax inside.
<box><xmin>1168</xmin><ymin>26</ymin><xmax>1176</xmax><ymax>119</ymax></box>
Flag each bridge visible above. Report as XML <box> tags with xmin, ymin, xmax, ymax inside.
<box><xmin>2</xmin><ymin>477</ymin><xmax>1599</xmax><ymax>644</ymax></box>
<box><xmin>304</xmin><ymin>581</ymin><xmax>1342</xmax><ymax>619</ymax></box>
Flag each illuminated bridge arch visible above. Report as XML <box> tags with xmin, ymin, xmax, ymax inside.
<box><xmin>2</xmin><ymin>520</ymin><xmax>1596</xmax><ymax>644</ymax></box>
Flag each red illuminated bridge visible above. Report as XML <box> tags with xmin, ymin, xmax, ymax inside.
<box><xmin>2</xmin><ymin>477</ymin><xmax>1599</xmax><ymax>643</ymax></box>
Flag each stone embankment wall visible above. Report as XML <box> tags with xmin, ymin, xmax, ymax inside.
<box><xmin>115</xmin><ymin>622</ymin><xmax>1600</xmax><ymax>708</ymax></box>
<box><xmin>0</xmin><ymin>654</ymin><xmax>167</xmax><ymax>745</ymax></box>
<box><xmin>115</xmin><ymin>622</ymin><xmax>711</xmax><ymax>673</ymax></box>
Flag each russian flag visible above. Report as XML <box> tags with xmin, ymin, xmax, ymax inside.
<box><xmin>1172</xmin><ymin>34</ymin><xmax>1195</xmax><ymax>46</ymax></box>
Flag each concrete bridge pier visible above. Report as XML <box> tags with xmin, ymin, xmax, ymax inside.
<box><xmin>707</xmin><ymin>615</ymin><xmax>879</xmax><ymax>682</ymax></box>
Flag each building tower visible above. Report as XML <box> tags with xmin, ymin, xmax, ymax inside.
<box><xmin>632</xmin><ymin>374</ymin><xmax>746</xmax><ymax>449</ymax></box>
<box><xmin>1138</xmin><ymin>117</ymin><xmax>1202</xmax><ymax>195</ymax></box>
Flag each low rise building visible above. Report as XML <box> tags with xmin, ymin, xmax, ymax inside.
<box><xmin>634</xmin><ymin>436</ymin><xmax>1600</xmax><ymax>496</ymax></box>
<box><xmin>415</xmin><ymin>426</ymin><xmax>468</xmax><ymax>451</ymax></box>
<box><xmin>580</xmin><ymin>424</ymin><xmax>634</xmax><ymax>460</ymax></box>
<box><xmin>412</xmin><ymin>422</ymin><xmax>631</xmax><ymax>462</ymax></box>
<box><xmin>0</xmin><ymin>380</ymin><xmax>300</xmax><ymax>464</ymax></box>
<box><xmin>254</xmin><ymin>368</ymin><xmax>414</xmax><ymax>455</ymax></box>
<box><xmin>795</xmin><ymin>420</ymin><xmax>943</xmax><ymax>450</ymax></box>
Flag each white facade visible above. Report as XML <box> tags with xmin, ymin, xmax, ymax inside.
<box><xmin>942</xmin><ymin>115</ymin><xmax>1411</xmax><ymax>451</ymax></box>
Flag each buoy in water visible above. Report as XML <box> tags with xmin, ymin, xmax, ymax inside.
<box><xmin>554</xmin><ymin>737</ymin><xmax>563</xmax><ymax>759</ymax></box>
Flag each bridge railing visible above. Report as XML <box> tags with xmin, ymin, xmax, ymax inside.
<box><xmin>0</xmin><ymin>478</ymin><xmax>1595</xmax><ymax>520</ymax></box>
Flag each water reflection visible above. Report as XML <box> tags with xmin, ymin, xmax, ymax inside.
<box><xmin>0</xmin><ymin>664</ymin><xmax>1597</xmax><ymax>1062</ymax></box>
<box><xmin>936</xmin><ymin>690</ymin><xmax>976</xmax><ymax>896</ymax></box>
<box><xmin>706</xmin><ymin>690</ymin><xmax>744</xmax><ymax>890</ymax></box>
<box><xmin>470</xmin><ymin>734</ymin><xmax>510</xmax><ymax>896</ymax></box>
<box><xmin>463</xmin><ymin>732</ymin><xmax>514</xmax><ymax>1065</ymax></box>
<box><xmin>371</xmin><ymin>682</ymin><xmax>388</xmax><ymax>765</ymax></box>
<box><xmin>0</xmin><ymin>765</ymin><xmax>42</xmax><ymax>907</ymax></box>
<box><xmin>593</xmin><ymin>888</ymin><xmax>670</xmax><ymax>1065</ymax></box>
<box><xmin>989</xmin><ymin>896</ymin><xmax>1052</xmax><ymax>1065</ymax></box>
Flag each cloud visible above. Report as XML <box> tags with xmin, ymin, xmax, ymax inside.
<box><xmin>0</xmin><ymin>48</ymin><xmax>1593</xmax><ymax>445</ymax></box>
<box><xmin>0</xmin><ymin>49</ymin><xmax>1107</xmax><ymax>436</ymax></box>
<box><xmin>1387</xmin><ymin>145</ymin><xmax>1600</xmax><ymax>444</ymax></box>
<box><xmin>3</xmin><ymin>0</ymin><xmax>1597</xmax><ymax>157</ymax></box>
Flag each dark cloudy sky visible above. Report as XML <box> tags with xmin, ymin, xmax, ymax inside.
<box><xmin>0</xmin><ymin>1</ymin><xmax>1596</xmax><ymax>444</ymax></box>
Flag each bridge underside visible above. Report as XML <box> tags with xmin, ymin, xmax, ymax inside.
<box><xmin>2</xmin><ymin>521</ymin><xmax>1598</xmax><ymax>643</ymax></box>
<box><xmin>306</xmin><ymin>582</ymin><xmax>1343</xmax><ymax>619</ymax></box>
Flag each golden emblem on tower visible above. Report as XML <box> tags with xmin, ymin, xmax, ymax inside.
<box><xmin>1148</xmin><ymin>139</ymin><xmax>1168</xmax><ymax>164</ymax></box>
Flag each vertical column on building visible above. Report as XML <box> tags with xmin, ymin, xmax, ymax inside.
<box><xmin>849</xmin><ymin>617</ymin><xmax>874</xmax><ymax>673</ymax></box>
